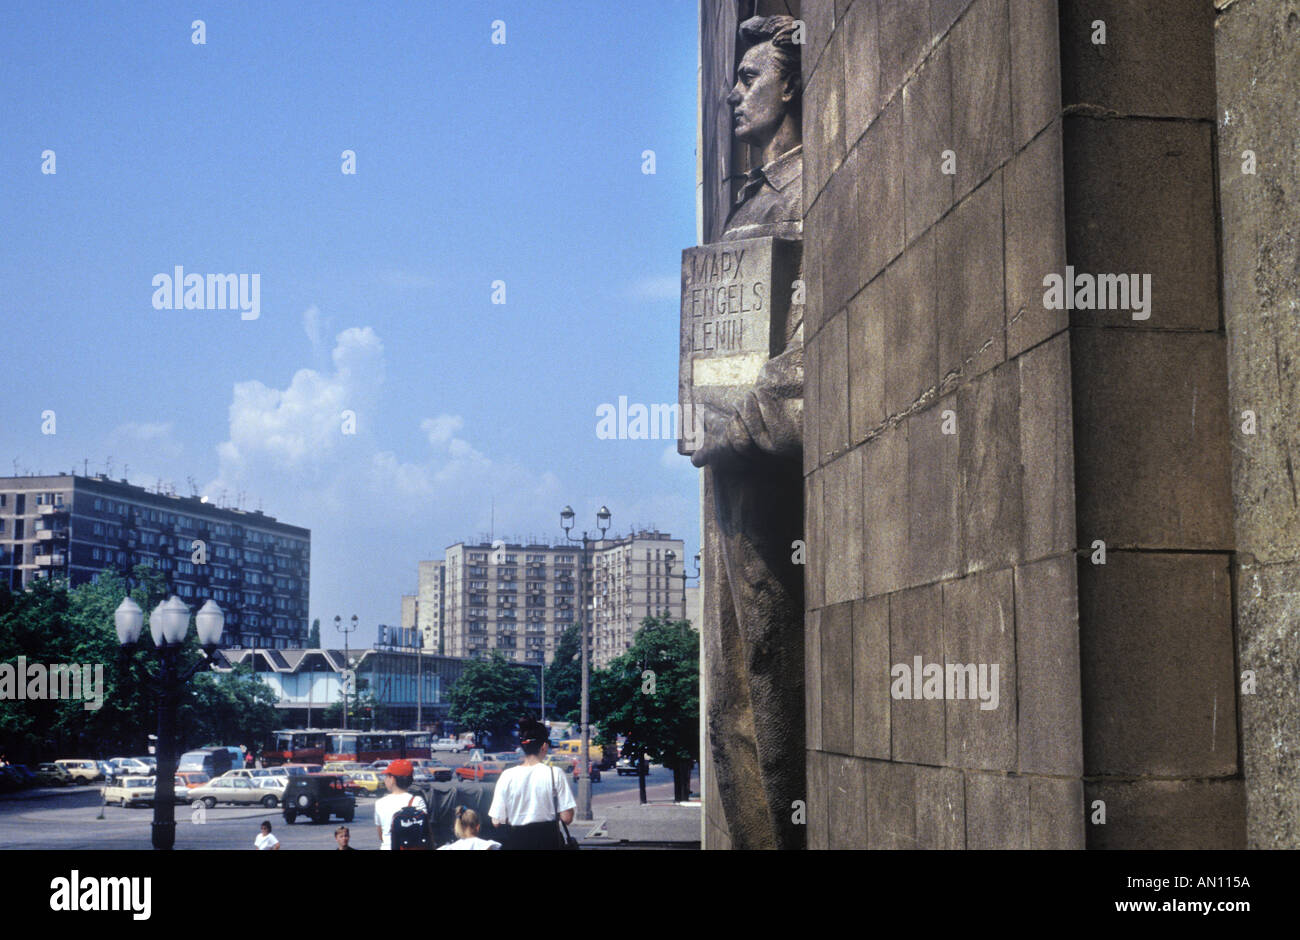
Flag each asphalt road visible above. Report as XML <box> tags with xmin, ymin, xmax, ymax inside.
<box><xmin>0</xmin><ymin>765</ymin><xmax>695</xmax><ymax>850</ymax></box>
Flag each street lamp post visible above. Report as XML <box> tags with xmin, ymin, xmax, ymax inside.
<box><xmin>560</xmin><ymin>503</ymin><xmax>610</xmax><ymax>822</ymax></box>
<box><xmin>663</xmin><ymin>550</ymin><xmax>700</xmax><ymax>619</ymax></box>
<box><xmin>335</xmin><ymin>614</ymin><xmax>358</xmax><ymax>730</ymax></box>
<box><xmin>115</xmin><ymin>595</ymin><xmax>224</xmax><ymax>851</ymax></box>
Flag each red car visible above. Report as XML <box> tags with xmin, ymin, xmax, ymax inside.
<box><xmin>552</xmin><ymin>756</ymin><xmax>601</xmax><ymax>783</ymax></box>
<box><xmin>454</xmin><ymin>757</ymin><xmax>514</xmax><ymax>782</ymax></box>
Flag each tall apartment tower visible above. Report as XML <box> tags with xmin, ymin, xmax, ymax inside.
<box><xmin>590</xmin><ymin>530</ymin><xmax>687</xmax><ymax>667</ymax></box>
<box><xmin>415</xmin><ymin>560</ymin><xmax>444</xmax><ymax>652</ymax></box>
<box><xmin>0</xmin><ymin>473</ymin><xmax>310</xmax><ymax>649</ymax></box>
<box><xmin>441</xmin><ymin>541</ymin><xmax>579</xmax><ymax>664</ymax></box>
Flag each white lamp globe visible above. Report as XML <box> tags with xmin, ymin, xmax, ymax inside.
<box><xmin>195</xmin><ymin>599</ymin><xmax>225</xmax><ymax>647</ymax></box>
<box><xmin>114</xmin><ymin>597</ymin><xmax>144</xmax><ymax>646</ymax></box>
<box><xmin>162</xmin><ymin>596</ymin><xmax>191</xmax><ymax>646</ymax></box>
<box><xmin>148</xmin><ymin>600</ymin><xmax>168</xmax><ymax>647</ymax></box>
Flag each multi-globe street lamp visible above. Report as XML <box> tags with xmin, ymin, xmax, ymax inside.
<box><xmin>334</xmin><ymin>614</ymin><xmax>359</xmax><ymax>730</ymax></box>
<box><xmin>560</xmin><ymin>503</ymin><xmax>610</xmax><ymax>822</ymax></box>
<box><xmin>114</xmin><ymin>594</ymin><xmax>224</xmax><ymax>851</ymax></box>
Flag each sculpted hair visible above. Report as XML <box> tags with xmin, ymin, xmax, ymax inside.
<box><xmin>738</xmin><ymin>15</ymin><xmax>802</xmax><ymax>109</ymax></box>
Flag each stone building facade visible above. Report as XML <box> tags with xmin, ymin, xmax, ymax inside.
<box><xmin>697</xmin><ymin>0</ymin><xmax>1296</xmax><ymax>849</ymax></box>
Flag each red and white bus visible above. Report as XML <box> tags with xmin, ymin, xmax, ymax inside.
<box><xmin>323</xmin><ymin>731</ymin><xmax>432</xmax><ymax>764</ymax></box>
<box><xmin>262</xmin><ymin>730</ymin><xmax>327</xmax><ymax>767</ymax></box>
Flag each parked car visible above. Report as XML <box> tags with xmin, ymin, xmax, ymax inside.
<box><xmin>5</xmin><ymin>765</ymin><xmax>39</xmax><ymax>789</ymax></box>
<box><xmin>616</xmin><ymin>755</ymin><xmax>647</xmax><ymax>776</ymax></box>
<box><xmin>454</xmin><ymin>757</ymin><xmax>512</xmax><ymax>782</ymax></box>
<box><xmin>367</xmin><ymin>759</ymin><xmax>393</xmax><ymax>773</ymax></box>
<box><xmin>432</xmin><ymin>737</ymin><xmax>463</xmax><ymax>752</ymax></box>
<box><xmin>188</xmin><ymin>775</ymin><xmax>280</xmax><ymax>809</ymax></box>
<box><xmin>0</xmin><ymin>767</ymin><xmax>24</xmax><ymax>793</ymax></box>
<box><xmin>551</xmin><ymin>756</ymin><xmax>600</xmax><ymax>782</ymax></box>
<box><xmin>54</xmin><ymin>759</ymin><xmax>104</xmax><ymax>784</ymax></box>
<box><xmin>34</xmin><ymin>763</ymin><xmax>74</xmax><ymax>787</ymax></box>
<box><xmin>107</xmin><ymin>757</ymin><xmax>152</xmax><ymax>778</ymax></box>
<box><xmin>322</xmin><ymin>761</ymin><xmax>365</xmax><ymax>774</ymax></box>
<box><xmin>256</xmin><ymin>776</ymin><xmax>287</xmax><ymax>795</ymax></box>
<box><xmin>96</xmin><ymin>761</ymin><xmax>115</xmax><ymax>781</ymax></box>
<box><xmin>177</xmin><ymin>747</ymin><xmax>233</xmax><ymax>778</ymax></box>
<box><xmin>132</xmin><ymin>756</ymin><xmax>157</xmax><ymax>773</ymax></box>
<box><xmin>344</xmin><ymin>770</ymin><xmax>384</xmax><ymax>795</ymax></box>
<box><xmin>104</xmin><ymin>776</ymin><xmax>155</xmax><ymax>807</ymax></box>
<box><xmin>215</xmin><ymin>768</ymin><xmax>277</xmax><ymax>783</ymax></box>
<box><xmin>281</xmin><ymin>763</ymin><xmax>322</xmax><ymax>777</ymax></box>
<box><xmin>175</xmin><ymin>771</ymin><xmax>210</xmax><ymax>790</ymax></box>
<box><xmin>410</xmin><ymin>758</ymin><xmax>453</xmax><ymax>782</ymax></box>
<box><xmin>282</xmin><ymin>774</ymin><xmax>355</xmax><ymax>825</ymax></box>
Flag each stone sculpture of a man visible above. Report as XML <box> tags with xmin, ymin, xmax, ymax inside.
<box><xmin>691</xmin><ymin>14</ymin><xmax>805</xmax><ymax>850</ymax></box>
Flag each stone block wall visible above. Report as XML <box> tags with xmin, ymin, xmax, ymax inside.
<box><xmin>1215</xmin><ymin>0</ymin><xmax>1300</xmax><ymax>849</ymax></box>
<box><xmin>800</xmin><ymin>0</ymin><xmax>1244</xmax><ymax>849</ymax></box>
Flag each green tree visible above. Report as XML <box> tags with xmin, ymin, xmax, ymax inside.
<box><xmin>183</xmin><ymin>662</ymin><xmax>280</xmax><ymax>756</ymax></box>
<box><xmin>591</xmin><ymin>614</ymin><xmax>699</xmax><ymax>801</ymax></box>
<box><xmin>320</xmin><ymin>688</ymin><xmax>389</xmax><ymax>730</ymax></box>
<box><xmin>447</xmin><ymin>651</ymin><xmax>538</xmax><ymax>744</ymax></box>
<box><xmin>544</xmin><ymin>623</ymin><xmax>582</xmax><ymax>722</ymax></box>
<box><xmin>308</xmin><ymin>618</ymin><xmax>321</xmax><ymax>647</ymax></box>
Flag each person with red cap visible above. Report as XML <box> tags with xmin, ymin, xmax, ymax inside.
<box><xmin>374</xmin><ymin>758</ymin><xmax>428</xmax><ymax>850</ymax></box>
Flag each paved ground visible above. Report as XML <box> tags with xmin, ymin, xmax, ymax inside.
<box><xmin>0</xmin><ymin>766</ymin><xmax>700</xmax><ymax>850</ymax></box>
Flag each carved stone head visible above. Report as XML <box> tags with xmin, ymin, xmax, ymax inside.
<box><xmin>726</xmin><ymin>15</ymin><xmax>803</xmax><ymax>151</ymax></box>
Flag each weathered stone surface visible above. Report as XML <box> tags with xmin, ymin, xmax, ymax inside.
<box><xmin>862</xmin><ymin>427</ymin><xmax>909</xmax><ymax>598</ymax></box>
<box><xmin>804</xmin><ymin>319</ymin><xmax>821</xmax><ymax>477</ymax></box>
<box><xmin>936</xmin><ymin>174</ymin><xmax>1005</xmax><ymax>382</ymax></box>
<box><xmin>906</xmin><ymin>396</ymin><xmax>960</xmax><ymax>585</ymax></box>
<box><xmin>1029</xmin><ymin>776</ymin><xmax>1084</xmax><ymax>849</ymax></box>
<box><xmin>800</xmin><ymin>0</ymin><xmax>835</xmax><ymax>84</ymax></box>
<box><xmin>889</xmin><ymin>584</ymin><xmax>945</xmax><ymax>764</ymax></box>
<box><xmin>805</xmin><ymin>607</ymin><xmax>822</xmax><ymax>753</ymax></box>
<box><xmin>805</xmin><ymin>471</ymin><xmax>824</xmax><ymax>610</ymax></box>
<box><xmin>949</xmin><ymin>0</ymin><xmax>1011</xmax><ymax>199</ymax></box>
<box><xmin>1062</xmin><ymin>118</ymin><xmax>1219</xmax><ymax>331</ymax></box>
<box><xmin>848</xmin><ymin>96</ymin><xmax>906</xmax><ymax>290</ymax></box>
<box><xmin>1005</xmin><ymin>119</ymin><xmax>1067</xmax><ymax>359</ymax></box>
<box><xmin>804</xmin><ymin>29</ymin><xmax>845</xmax><ymax>208</ymax></box>
<box><xmin>884</xmin><ymin>229</ymin><xmax>939</xmax><ymax>420</ymax></box>
<box><xmin>823</xmin><ymin>449</ymin><xmax>863</xmax><ymax>605</ymax></box>
<box><xmin>965</xmin><ymin>772</ymin><xmax>1030</xmax><ymax>849</ymax></box>
<box><xmin>1018</xmin><ymin>332</ymin><xmax>1075</xmax><ymax>562</ymax></box>
<box><xmin>1071</xmin><ymin>331</ymin><xmax>1233</xmax><ymax>550</ymax></box>
<box><xmin>942</xmin><ymin>568</ymin><xmax>1016</xmax><ymax>771</ymax></box>
<box><xmin>806</xmin><ymin>749</ymin><xmax>828</xmax><ymax>850</ymax></box>
<box><xmin>1078</xmin><ymin>552</ymin><xmax>1237</xmax><ymax>777</ymax></box>
<box><xmin>820</xmin><ymin>601</ymin><xmax>854</xmax><ymax>752</ymax></box>
<box><xmin>827</xmin><ymin>754</ymin><xmax>869</xmax><ymax>849</ymax></box>
<box><xmin>847</xmin><ymin>274</ymin><xmax>887</xmax><ymax>443</ymax></box>
<box><xmin>1059</xmin><ymin>0</ymin><xmax>1215</xmax><ymax>120</ymax></box>
<box><xmin>1084</xmin><ymin>779</ymin><xmax>1247</xmax><ymax>850</ymax></box>
<box><xmin>1014</xmin><ymin>554</ymin><xmax>1083</xmax><ymax>776</ymax></box>
<box><xmin>878</xmin><ymin>0</ymin><xmax>931</xmax><ymax>105</ymax></box>
<box><xmin>813</xmin><ymin>145</ymin><xmax>862</xmax><ymax>320</ymax></box>
<box><xmin>957</xmin><ymin>360</ymin><xmax>1021</xmax><ymax>572</ymax></box>
<box><xmin>819</xmin><ymin>309</ymin><xmax>850</xmax><ymax>462</ymax></box>
<box><xmin>1234</xmin><ymin>558</ymin><xmax>1300</xmax><ymax>848</ymax></box>
<box><xmin>913</xmin><ymin>765</ymin><xmax>965</xmax><ymax>849</ymax></box>
<box><xmin>930</xmin><ymin>0</ymin><xmax>972</xmax><ymax>42</ymax></box>
<box><xmin>902</xmin><ymin>41</ymin><xmax>953</xmax><ymax>240</ymax></box>
<box><xmin>1009</xmin><ymin>0</ymin><xmax>1061</xmax><ymax>151</ymax></box>
<box><xmin>852</xmin><ymin>596</ymin><xmax>891</xmax><ymax>759</ymax></box>
<box><xmin>865</xmin><ymin>759</ymin><xmax>917</xmax><ymax>848</ymax></box>
<box><xmin>841</xmin><ymin>0</ymin><xmax>883</xmax><ymax>148</ymax></box>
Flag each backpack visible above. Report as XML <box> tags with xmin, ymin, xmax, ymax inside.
<box><xmin>391</xmin><ymin>795</ymin><xmax>430</xmax><ymax>851</ymax></box>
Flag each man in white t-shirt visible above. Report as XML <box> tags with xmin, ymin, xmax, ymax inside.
<box><xmin>489</xmin><ymin>719</ymin><xmax>576</xmax><ymax>849</ymax></box>
<box><xmin>373</xmin><ymin>759</ymin><xmax>428</xmax><ymax>850</ymax></box>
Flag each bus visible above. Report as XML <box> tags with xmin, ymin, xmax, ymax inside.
<box><xmin>262</xmin><ymin>730</ymin><xmax>327</xmax><ymax>767</ymax></box>
<box><xmin>323</xmin><ymin>731</ymin><xmax>432</xmax><ymax>764</ymax></box>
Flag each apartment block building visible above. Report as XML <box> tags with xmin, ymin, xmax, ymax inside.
<box><xmin>590</xmin><ymin>530</ymin><xmax>687</xmax><ymax>667</ymax></box>
<box><xmin>408</xmin><ymin>529</ymin><xmax>688</xmax><ymax>668</ymax></box>
<box><xmin>0</xmin><ymin>473</ymin><xmax>310</xmax><ymax>649</ymax></box>
<box><xmin>415</xmin><ymin>560</ymin><xmax>445</xmax><ymax>652</ymax></box>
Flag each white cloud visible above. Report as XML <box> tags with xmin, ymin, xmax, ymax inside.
<box><xmin>420</xmin><ymin>415</ymin><xmax>464</xmax><ymax>447</ymax></box>
<box><xmin>110</xmin><ymin>421</ymin><xmax>183</xmax><ymax>458</ymax></box>
<box><xmin>302</xmin><ymin>305</ymin><xmax>324</xmax><ymax>353</ymax></box>
<box><xmin>379</xmin><ymin>270</ymin><xmax>439</xmax><ymax>289</ymax></box>
<box><xmin>626</xmin><ymin>274</ymin><xmax>680</xmax><ymax>301</ymax></box>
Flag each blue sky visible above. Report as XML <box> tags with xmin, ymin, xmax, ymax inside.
<box><xmin>1</xmin><ymin>1</ymin><xmax>701</xmax><ymax>638</ymax></box>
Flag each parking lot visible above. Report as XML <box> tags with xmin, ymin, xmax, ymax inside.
<box><xmin>0</xmin><ymin>764</ymin><xmax>697</xmax><ymax>849</ymax></box>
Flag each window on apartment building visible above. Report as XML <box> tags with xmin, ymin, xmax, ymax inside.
<box><xmin>93</xmin><ymin>498</ymin><xmax>102</xmax><ymax>511</ymax></box>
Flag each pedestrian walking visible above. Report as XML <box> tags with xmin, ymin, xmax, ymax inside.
<box><xmin>254</xmin><ymin>820</ymin><xmax>280</xmax><ymax>850</ymax></box>
<box><xmin>489</xmin><ymin>717</ymin><xmax>577</xmax><ymax>850</ymax></box>
<box><xmin>437</xmin><ymin>807</ymin><xmax>501</xmax><ymax>850</ymax></box>
<box><xmin>335</xmin><ymin>826</ymin><xmax>354</xmax><ymax>850</ymax></box>
<box><xmin>374</xmin><ymin>758</ymin><xmax>429</xmax><ymax>850</ymax></box>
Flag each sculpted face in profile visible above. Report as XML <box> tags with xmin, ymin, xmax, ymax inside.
<box><xmin>726</xmin><ymin>21</ymin><xmax>802</xmax><ymax>164</ymax></box>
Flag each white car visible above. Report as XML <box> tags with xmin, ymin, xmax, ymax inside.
<box><xmin>107</xmin><ymin>757</ymin><xmax>152</xmax><ymax>778</ymax></box>
<box><xmin>104</xmin><ymin>776</ymin><xmax>155</xmax><ymax>807</ymax></box>
<box><xmin>216</xmin><ymin>768</ymin><xmax>278</xmax><ymax>783</ymax></box>
<box><xmin>188</xmin><ymin>776</ymin><xmax>280</xmax><ymax>808</ymax></box>
<box><xmin>433</xmin><ymin>737</ymin><xmax>461</xmax><ymax>752</ymax></box>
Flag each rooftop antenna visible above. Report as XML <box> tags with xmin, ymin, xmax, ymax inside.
<box><xmin>490</xmin><ymin>497</ymin><xmax>495</xmax><ymax>542</ymax></box>
<box><xmin>83</xmin><ymin>459</ymin><xmax>89</xmax><ymax>476</ymax></box>
<box><xmin>106</xmin><ymin>456</ymin><xmax>114</xmax><ymax>477</ymax></box>
<box><xmin>123</xmin><ymin>464</ymin><xmax>129</xmax><ymax>481</ymax></box>
<box><xmin>187</xmin><ymin>476</ymin><xmax>199</xmax><ymax>497</ymax></box>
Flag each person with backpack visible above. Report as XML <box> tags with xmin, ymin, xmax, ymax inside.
<box><xmin>489</xmin><ymin>718</ymin><xmax>576</xmax><ymax>850</ymax></box>
<box><xmin>373</xmin><ymin>758</ymin><xmax>429</xmax><ymax>850</ymax></box>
